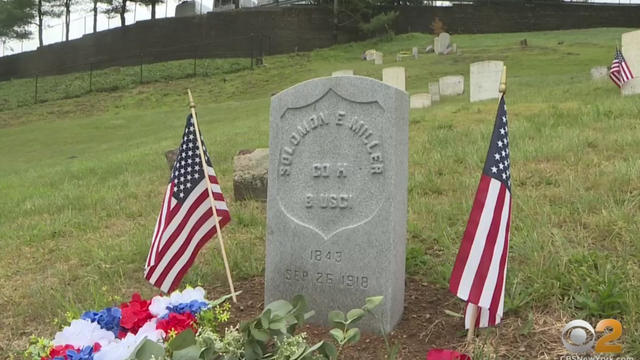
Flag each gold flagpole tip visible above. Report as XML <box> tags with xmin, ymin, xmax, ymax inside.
<box><xmin>187</xmin><ymin>89</ymin><xmax>196</xmax><ymax>109</ymax></box>
<box><xmin>499</xmin><ymin>65</ymin><xmax>507</xmax><ymax>94</ymax></box>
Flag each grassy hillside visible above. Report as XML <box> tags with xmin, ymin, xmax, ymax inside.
<box><xmin>1</xmin><ymin>28</ymin><xmax>639</xmax><ymax>358</ymax></box>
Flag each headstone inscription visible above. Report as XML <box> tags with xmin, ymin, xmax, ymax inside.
<box><xmin>621</xmin><ymin>30</ymin><xmax>640</xmax><ymax>96</ymax></box>
<box><xmin>265</xmin><ymin>76</ymin><xmax>409</xmax><ymax>332</ymax></box>
<box><xmin>470</xmin><ymin>60</ymin><xmax>504</xmax><ymax>103</ymax></box>
<box><xmin>382</xmin><ymin>67</ymin><xmax>406</xmax><ymax>91</ymax></box>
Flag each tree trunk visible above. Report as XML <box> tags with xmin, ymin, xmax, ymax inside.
<box><xmin>65</xmin><ymin>0</ymin><xmax>70</xmax><ymax>41</ymax></box>
<box><xmin>37</xmin><ymin>0</ymin><xmax>43</xmax><ymax>46</ymax></box>
<box><xmin>93</xmin><ymin>0</ymin><xmax>97</xmax><ymax>32</ymax></box>
<box><xmin>120</xmin><ymin>0</ymin><xmax>126</xmax><ymax>26</ymax></box>
<box><xmin>151</xmin><ymin>1</ymin><xmax>156</xmax><ymax>19</ymax></box>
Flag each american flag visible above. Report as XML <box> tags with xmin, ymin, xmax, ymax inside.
<box><xmin>449</xmin><ymin>95</ymin><xmax>511</xmax><ymax>329</ymax></box>
<box><xmin>610</xmin><ymin>48</ymin><xmax>634</xmax><ymax>88</ymax></box>
<box><xmin>145</xmin><ymin>114</ymin><xmax>231</xmax><ymax>293</ymax></box>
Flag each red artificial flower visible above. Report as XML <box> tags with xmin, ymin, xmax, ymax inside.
<box><xmin>43</xmin><ymin>344</ymin><xmax>78</xmax><ymax>360</ymax></box>
<box><xmin>156</xmin><ymin>312</ymin><xmax>197</xmax><ymax>335</ymax></box>
<box><xmin>426</xmin><ymin>349</ymin><xmax>471</xmax><ymax>360</ymax></box>
<box><xmin>42</xmin><ymin>343</ymin><xmax>102</xmax><ymax>360</ymax></box>
<box><xmin>119</xmin><ymin>293</ymin><xmax>153</xmax><ymax>335</ymax></box>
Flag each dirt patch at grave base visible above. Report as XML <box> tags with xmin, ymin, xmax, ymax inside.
<box><xmin>208</xmin><ymin>277</ymin><xmax>566</xmax><ymax>359</ymax></box>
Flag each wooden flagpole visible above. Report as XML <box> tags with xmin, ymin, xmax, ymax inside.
<box><xmin>187</xmin><ymin>89</ymin><xmax>237</xmax><ymax>303</ymax></box>
<box><xmin>466</xmin><ymin>65</ymin><xmax>507</xmax><ymax>343</ymax></box>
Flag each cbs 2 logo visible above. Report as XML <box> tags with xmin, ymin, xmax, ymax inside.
<box><xmin>562</xmin><ymin>319</ymin><xmax>622</xmax><ymax>354</ymax></box>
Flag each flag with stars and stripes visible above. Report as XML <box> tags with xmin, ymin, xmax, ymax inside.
<box><xmin>609</xmin><ymin>48</ymin><xmax>634</xmax><ymax>88</ymax></box>
<box><xmin>449</xmin><ymin>95</ymin><xmax>511</xmax><ymax>329</ymax></box>
<box><xmin>145</xmin><ymin>114</ymin><xmax>231</xmax><ymax>293</ymax></box>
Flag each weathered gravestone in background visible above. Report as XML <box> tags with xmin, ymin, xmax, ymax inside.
<box><xmin>265</xmin><ymin>76</ymin><xmax>409</xmax><ymax>332</ymax></box>
<box><xmin>382</xmin><ymin>66</ymin><xmax>406</xmax><ymax>91</ymax></box>
<box><xmin>365</xmin><ymin>49</ymin><xmax>376</xmax><ymax>61</ymax></box>
<box><xmin>332</xmin><ymin>70</ymin><xmax>354</xmax><ymax>77</ymax></box>
<box><xmin>233</xmin><ymin>148</ymin><xmax>269</xmax><ymax>201</ymax></box>
<box><xmin>410</xmin><ymin>93</ymin><xmax>431</xmax><ymax>109</ymax></box>
<box><xmin>439</xmin><ymin>75</ymin><xmax>464</xmax><ymax>96</ymax></box>
<box><xmin>428</xmin><ymin>81</ymin><xmax>440</xmax><ymax>102</ymax></box>
<box><xmin>470</xmin><ymin>60</ymin><xmax>504</xmax><ymax>102</ymax></box>
<box><xmin>165</xmin><ymin>149</ymin><xmax>179</xmax><ymax>170</ymax></box>
<box><xmin>622</xmin><ymin>30</ymin><xmax>640</xmax><ymax>96</ymax></box>
<box><xmin>590</xmin><ymin>66</ymin><xmax>608</xmax><ymax>80</ymax></box>
<box><xmin>435</xmin><ymin>32</ymin><xmax>451</xmax><ymax>54</ymax></box>
<box><xmin>374</xmin><ymin>52</ymin><xmax>384</xmax><ymax>65</ymax></box>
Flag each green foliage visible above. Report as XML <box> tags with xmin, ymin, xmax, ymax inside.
<box><xmin>127</xmin><ymin>339</ymin><xmax>166</xmax><ymax>360</ymax></box>
<box><xmin>326</xmin><ymin>296</ymin><xmax>382</xmax><ymax>359</ymax></box>
<box><xmin>197</xmin><ymin>302</ymin><xmax>231</xmax><ymax>334</ymax></box>
<box><xmin>358</xmin><ymin>11</ymin><xmax>398</xmax><ymax>38</ymax></box>
<box><xmin>566</xmin><ymin>252</ymin><xmax>629</xmax><ymax>319</ymax></box>
<box><xmin>239</xmin><ymin>295</ymin><xmax>322</xmax><ymax>360</ymax></box>
<box><xmin>23</xmin><ymin>336</ymin><xmax>52</xmax><ymax>360</ymax></box>
<box><xmin>430</xmin><ymin>17</ymin><xmax>446</xmax><ymax>35</ymax></box>
<box><xmin>0</xmin><ymin>0</ymin><xmax>35</xmax><ymax>40</ymax></box>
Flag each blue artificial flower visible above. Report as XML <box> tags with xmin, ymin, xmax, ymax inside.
<box><xmin>66</xmin><ymin>346</ymin><xmax>94</xmax><ymax>360</ymax></box>
<box><xmin>167</xmin><ymin>300</ymin><xmax>209</xmax><ymax>315</ymax></box>
<box><xmin>81</xmin><ymin>307</ymin><xmax>122</xmax><ymax>336</ymax></box>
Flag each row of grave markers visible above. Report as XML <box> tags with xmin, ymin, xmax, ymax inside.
<box><xmin>331</xmin><ymin>60</ymin><xmax>505</xmax><ymax>109</ymax></box>
<box><xmin>591</xmin><ymin>29</ymin><xmax>640</xmax><ymax>96</ymax></box>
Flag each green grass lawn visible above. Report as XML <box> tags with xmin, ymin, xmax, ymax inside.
<box><xmin>1</xmin><ymin>27</ymin><xmax>639</xmax><ymax>358</ymax></box>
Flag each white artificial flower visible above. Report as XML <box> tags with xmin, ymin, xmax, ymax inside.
<box><xmin>148</xmin><ymin>295</ymin><xmax>171</xmax><ymax>317</ymax></box>
<box><xmin>94</xmin><ymin>321</ymin><xmax>165</xmax><ymax>360</ymax></box>
<box><xmin>169</xmin><ymin>287</ymin><xmax>206</xmax><ymax>305</ymax></box>
<box><xmin>149</xmin><ymin>287</ymin><xmax>208</xmax><ymax>318</ymax></box>
<box><xmin>53</xmin><ymin>319</ymin><xmax>116</xmax><ymax>348</ymax></box>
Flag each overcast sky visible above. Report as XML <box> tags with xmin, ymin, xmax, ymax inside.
<box><xmin>1</xmin><ymin>0</ymin><xmax>188</xmax><ymax>56</ymax></box>
<box><xmin>2</xmin><ymin>0</ymin><xmax>640</xmax><ymax>57</ymax></box>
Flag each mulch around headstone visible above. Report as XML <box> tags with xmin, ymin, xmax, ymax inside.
<box><xmin>208</xmin><ymin>277</ymin><xmax>500</xmax><ymax>359</ymax></box>
<box><xmin>209</xmin><ymin>277</ymin><xmax>565</xmax><ymax>359</ymax></box>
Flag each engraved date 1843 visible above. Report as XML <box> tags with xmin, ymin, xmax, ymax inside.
<box><xmin>310</xmin><ymin>249</ymin><xmax>342</xmax><ymax>263</ymax></box>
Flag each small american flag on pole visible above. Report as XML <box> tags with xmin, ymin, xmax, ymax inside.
<box><xmin>145</xmin><ymin>114</ymin><xmax>231</xmax><ymax>293</ymax></box>
<box><xmin>449</xmin><ymin>95</ymin><xmax>511</xmax><ymax>329</ymax></box>
<box><xmin>609</xmin><ymin>48</ymin><xmax>634</xmax><ymax>88</ymax></box>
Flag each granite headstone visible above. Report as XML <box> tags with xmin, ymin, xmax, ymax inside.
<box><xmin>265</xmin><ymin>76</ymin><xmax>409</xmax><ymax>332</ymax></box>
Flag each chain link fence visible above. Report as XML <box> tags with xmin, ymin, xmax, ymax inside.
<box><xmin>0</xmin><ymin>33</ymin><xmax>270</xmax><ymax>110</ymax></box>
